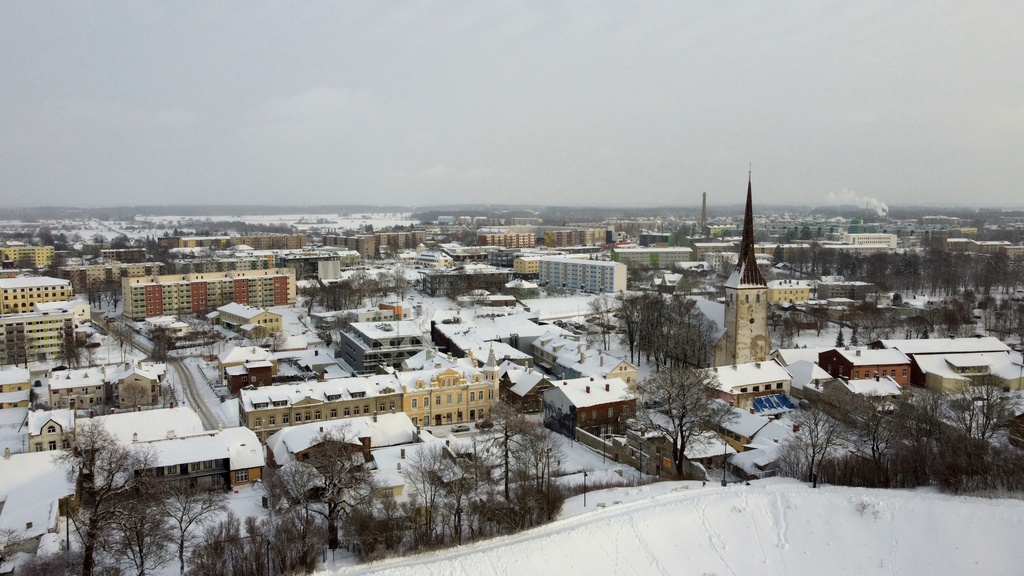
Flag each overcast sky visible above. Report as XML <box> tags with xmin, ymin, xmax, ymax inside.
<box><xmin>2</xmin><ymin>2</ymin><xmax>1021</xmax><ymax>209</ymax></box>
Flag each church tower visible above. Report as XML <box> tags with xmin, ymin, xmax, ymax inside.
<box><xmin>718</xmin><ymin>172</ymin><xmax>769</xmax><ymax>366</ymax></box>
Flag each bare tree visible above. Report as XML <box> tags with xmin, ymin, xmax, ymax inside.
<box><xmin>615</xmin><ymin>292</ymin><xmax>644</xmax><ymax>364</ymax></box>
<box><xmin>305</xmin><ymin>426</ymin><xmax>376</xmax><ymax>550</ymax></box>
<box><xmin>161</xmin><ymin>483</ymin><xmax>228</xmax><ymax>575</ymax></box>
<box><xmin>633</xmin><ymin>366</ymin><xmax>735</xmax><ymax>478</ymax></box>
<box><xmin>946</xmin><ymin>377</ymin><xmax>1019</xmax><ymax>442</ymax></box>
<box><xmin>107</xmin><ymin>490</ymin><xmax>174</xmax><ymax>576</ymax></box>
<box><xmin>779</xmin><ymin>404</ymin><xmax>847</xmax><ymax>487</ymax></box>
<box><xmin>404</xmin><ymin>443</ymin><xmax>448</xmax><ymax>547</ymax></box>
<box><xmin>56</xmin><ymin>419</ymin><xmax>157</xmax><ymax>576</ymax></box>
<box><xmin>587</xmin><ymin>294</ymin><xmax>614</xmax><ymax>351</ymax></box>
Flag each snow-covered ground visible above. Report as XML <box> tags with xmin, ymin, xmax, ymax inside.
<box><xmin>322</xmin><ymin>478</ymin><xmax>1024</xmax><ymax>576</ymax></box>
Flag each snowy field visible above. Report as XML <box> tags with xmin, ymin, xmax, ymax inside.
<box><xmin>324</xmin><ymin>478</ymin><xmax>1024</xmax><ymax>576</ymax></box>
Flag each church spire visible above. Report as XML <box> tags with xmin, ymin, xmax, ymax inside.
<box><xmin>729</xmin><ymin>171</ymin><xmax>766</xmax><ymax>286</ymax></box>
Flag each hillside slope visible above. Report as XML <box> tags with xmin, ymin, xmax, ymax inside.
<box><xmin>323</xmin><ymin>478</ymin><xmax>1024</xmax><ymax>576</ymax></box>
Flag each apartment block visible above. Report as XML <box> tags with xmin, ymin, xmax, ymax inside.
<box><xmin>537</xmin><ymin>257</ymin><xmax>626</xmax><ymax>293</ymax></box>
<box><xmin>99</xmin><ymin>248</ymin><xmax>148</xmax><ymax>263</ymax></box>
<box><xmin>0</xmin><ymin>277</ymin><xmax>74</xmax><ymax>314</ymax></box>
<box><xmin>543</xmin><ymin>229</ymin><xmax>606</xmax><ymax>248</ymax></box>
<box><xmin>0</xmin><ymin>244</ymin><xmax>54</xmax><ymax>268</ymax></box>
<box><xmin>0</xmin><ymin>311</ymin><xmax>75</xmax><ymax>365</ymax></box>
<box><xmin>59</xmin><ymin>262</ymin><xmax>165</xmax><ymax>293</ymax></box>
<box><xmin>476</xmin><ymin>231</ymin><xmax>537</xmax><ymax>249</ymax></box>
<box><xmin>611</xmin><ymin>247</ymin><xmax>693</xmax><ymax>269</ymax></box>
<box><xmin>121</xmin><ymin>268</ymin><xmax>296</xmax><ymax>320</ymax></box>
<box><xmin>322</xmin><ymin>235</ymin><xmax>377</xmax><ymax>259</ymax></box>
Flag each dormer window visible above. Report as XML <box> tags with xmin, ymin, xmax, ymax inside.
<box><xmin>47</xmin><ymin>425</ymin><xmax>56</xmax><ymax>433</ymax></box>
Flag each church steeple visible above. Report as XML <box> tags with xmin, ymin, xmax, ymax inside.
<box><xmin>726</xmin><ymin>171</ymin><xmax>766</xmax><ymax>287</ymax></box>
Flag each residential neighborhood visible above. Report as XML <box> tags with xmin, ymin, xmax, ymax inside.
<box><xmin>4</xmin><ymin>3</ymin><xmax>1024</xmax><ymax>574</ymax></box>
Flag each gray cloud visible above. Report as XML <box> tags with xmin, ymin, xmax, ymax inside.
<box><xmin>1</xmin><ymin>2</ymin><xmax>1022</xmax><ymax>208</ymax></box>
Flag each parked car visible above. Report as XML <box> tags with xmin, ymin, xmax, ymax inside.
<box><xmin>451</xmin><ymin>424</ymin><xmax>471</xmax><ymax>433</ymax></box>
<box><xmin>475</xmin><ymin>419</ymin><xmax>494</xmax><ymax>430</ymax></box>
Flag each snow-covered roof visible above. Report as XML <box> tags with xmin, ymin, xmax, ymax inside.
<box><xmin>877</xmin><ymin>337</ymin><xmax>1010</xmax><ymax>356</ymax></box>
<box><xmin>348</xmin><ymin>320</ymin><xmax>424</xmax><ymax>341</ymax></box>
<box><xmin>843</xmin><ymin>376</ymin><xmax>902</xmax><ymax>398</ymax></box>
<box><xmin>506</xmin><ymin>368</ymin><xmax>548</xmax><ymax>397</ymax></box>
<box><xmin>0</xmin><ymin>367</ymin><xmax>29</xmax><ymax>387</ymax></box>
<box><xmin>218</xmin><ymin>302</ymin><xmax>276</xmax><ymax>320</ymax></box>
<box><xmin>240</xmin><ymin>374</ymin><xmax>402</xmax><ymax>411</ymax></box>
<box><xmin>25</xmin><ymin>409</ymin><xmax>74</xmax><ymax>436</ymax></box>
<box><xmin>0</xmin><ymin>451</ymin><xmax>75</xmax><ymax>539</ymax></box>
<box><xmin>544</xmin><ymin>376</ymin><xmax>633</xmax><ymax>409</ymax></box>
<box><xmin>92</xmin><ymin>407</ymin><xmax>205</xmax><ymax>443</ymax></box>
<box><xmin>533</xmin><ymin>334</ymin><xmax>634</xmax><ymax>379</ymax></box>
<box><xmin>826</xmin><ymin>347</ymin><xmax>910</xmax><ymax>366</ymax></box>
<box><xmin>721</xmin><ymin>404</ymin><xmax>773</xmax><ymax>438</ymax></box>
<box><xmin>711</xmin><ymin>360</ymin><xmax>792</xmax><ymax>393</ymax></box>
<box><xmin>266</xmin><ymin>413</ymin><xmax>416</xmax><ymax>465</ymax></box>
<box><xmin>430</xmin><ymin>309</ymin><xmax>560</xmax><ymax>343</ymax></box>
<box><xmin>0</xmin><ymin>276</ymin><xmax>70</xmax><ymax>289</ymax></box>
<box><xmin>218</xmin><ymin>345</ymin><xmax>276</xmax><ymax>366</ymax></box>
<box><xmin>684</xmin><ymin>431</ymin><xmax>737</xmax><ymax>460</ymax></box>
<box><xmin>137</xmin><ymin>426</ymin><xmax>264</xmax><ymax>471</ymax></box>
<box><xmin>913</xmin><ymin>352</ymin><xmax>1017</xmax><ymax>382</ymax></box>
<box><xmin>785</xmin><ymin>360</ymin><xmax>832</xmax><ymax>390</ymax></box>
<box><xmin>774</xmin><ymin>347</ymin><xmax>828</xmax><ymax>366</ymax></box>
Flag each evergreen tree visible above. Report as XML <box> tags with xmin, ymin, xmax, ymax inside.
<box><xmin>836</xmin><ymin>328</ymin><xmax>845</xmax><ymax>347</ymax></box>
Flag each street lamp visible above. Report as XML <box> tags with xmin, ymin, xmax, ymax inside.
<box><xmin>583</xmin><ymin>470</ymin><xmax>588</xmax><ymax>507</ymax></box>
<box><xmin>721</xmin><ymin>440</ymin><xmax>728</xmax><ymax>487</ymax></box>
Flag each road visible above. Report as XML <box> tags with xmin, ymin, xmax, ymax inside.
<box><xmin>91</xmin><ymin>311</ymin><xmax>220</xmax><ymax>430</ymax></box>
<box><xmin>167</xmin><ymin>357</ymin><xmax>220</xmax><ymax>430</ymax></box>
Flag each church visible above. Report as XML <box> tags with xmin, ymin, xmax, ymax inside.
<box><xmin>714</xmin><ymin>174</ymin><xmax>770</xmax><ymax>367</ymax></box>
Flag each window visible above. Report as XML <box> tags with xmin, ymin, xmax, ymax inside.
<box><xmin>579</xmin><ymin>412</ymin><xmax>586</xmax><ymax>422</ymax></box>
<box><xmin>203</xmin><ymin>460</ymin><xmax>215</xmax><ymax>470</ymax></box>
<box><xmin>282</xmin><ymin>413</ymin><xmax>289</xmax><ymax>424</ymax></box>
<box><xmin>304</xmin><ymin>411</ymin><xmax>311</xmax><ymax>421</ymax></box>
<box><xmin>436</xmin><ymin>396</ymin><xmax>441</xmax><ymax>406</ymax></box>
<box><xmin>268</xmin><ymin>415</ymin><xmax>275</xmax><ymax>426</ymax></box>
<box><xmin>47</xmin><ymin>425</ymin><xmax>56</xmax><ymax>433</ymax></box>
<box><xmin>343</xmin><ymin>407</ymin><xmax>351</xmax><ymax>416</ymax></box>
<box><xmin>254</xmin><ymin>417</ymin><xmax>262</xmax><ymax>428</ymax></box>
<box><xmin>446</xmin><ymin>394</ymin><xmax>452</xmax><ymax>405</ymax></box>
<box><xmin>902</xmin><ymin>369</ymin><xmax>908</xmax><ymax>377</ymax></box>
<box><xmin>330</xmin><ymin>409</ymin><xmax>337</xmax><ymax>418</ymax></box>
<box><xmin>608</xmin><ymin>407</ymin><xmax>614</xmax><ymax>418</ymax></box>
<box><xmin>424</xmin><ymin>396</ymin><xmax>429</xmax><ymax>407</ymax></box>
<box><xmin>48</xmin><ymin>441</ymin><xmax>57</xmax><ymax>450</ymax></box>
<box><xmin>314</xmin><ymin>410</ymin><xmax>321</xmax><ymax>420</ymax></box>
<box><xmin>190</xmin><ymin>462</ymin><xmax>201</xmax><ymax>472</ymax></box>
<box><xmin>363</xmin><ymin>405</ymin><xmax>369</xmax><ymax>414</ymax></box>
<box><xmin>235</xmin><ymin>469</ymin><xmax>249</xmax><ymax>483</ymax></box>
<box><xmin>470</xmin><ymin>391</ymin><xmax>475</xmax><ymax>402</ymax></box>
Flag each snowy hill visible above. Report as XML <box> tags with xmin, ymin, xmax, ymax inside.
<box><xmin>323</xmin><ymin>478</ymin><xmax>1024</xmax><ymax>576</ymax></box>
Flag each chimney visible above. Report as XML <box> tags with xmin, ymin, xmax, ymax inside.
<box><xmin>401</xmin><ymin>448</ymin><xmax>406</xmax><ymax>459</ymax></box>
<box><xmin>166</xmin><ymin>430</ymin><xmax>175</xmax><ymax>439</ymax></box>
<box><xmin>749</xmin><ymin>408</ymin><xmax>755</xmax><ymax>414</ymax></box>
<box><xmin>132</xmin><ymin>432</ymin><xmax>138</xmax><ymax>443</ymax></box>
<box><xmin>773</xmin><ymin>438</ymin><xmax>779</xmax><ymax>444</ymax></box>
<box><xmin>373</xmin><ymin>413</ymin><xmax>378</xmax><ymax>422</ymax></box>
<box><xmin>585</xmin><ymin>386</ymin><xmax>590</xmax><ymax>393</ymax></box>
<box><xmin>605</xmin><ymin>383</ymin><xmax>610</xmax><ymax>392</ymax></box>
<box><xmin>319</xmin><ymin>426</ymin><xmax>324</xmax><ymax>433</ymax></box>
<box><xmin>755</xmin><ymin>362</ymin><xmax>761</xmax><ymax>369</ymax></box>
<box><xmin>3</xmin><ymin>447</ymin><xmax>9</xmax><ymax>459</ymax></box>
<box><xmin>600</xmin><ymin>355</ymin><xmax>604</xmax><ymax>366</ymax></box>
<box><xmin>875</xmin><ymin>374</ymin><xmax>880</xmax><ymax>381</ymax></box>
<box><xmin>856</xmin><ymin>349</ymin><xmax>862</xmax><ymax>356</ymax></box>
<box><xmin>397</xmin><ymin>462</ymin><xmax>401</xmax><ymax>471</ymax></box>
<box><xmin>793</xmin><ymin>424</ymin><xmax>801</xmax><ymax>433</ymax></box>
